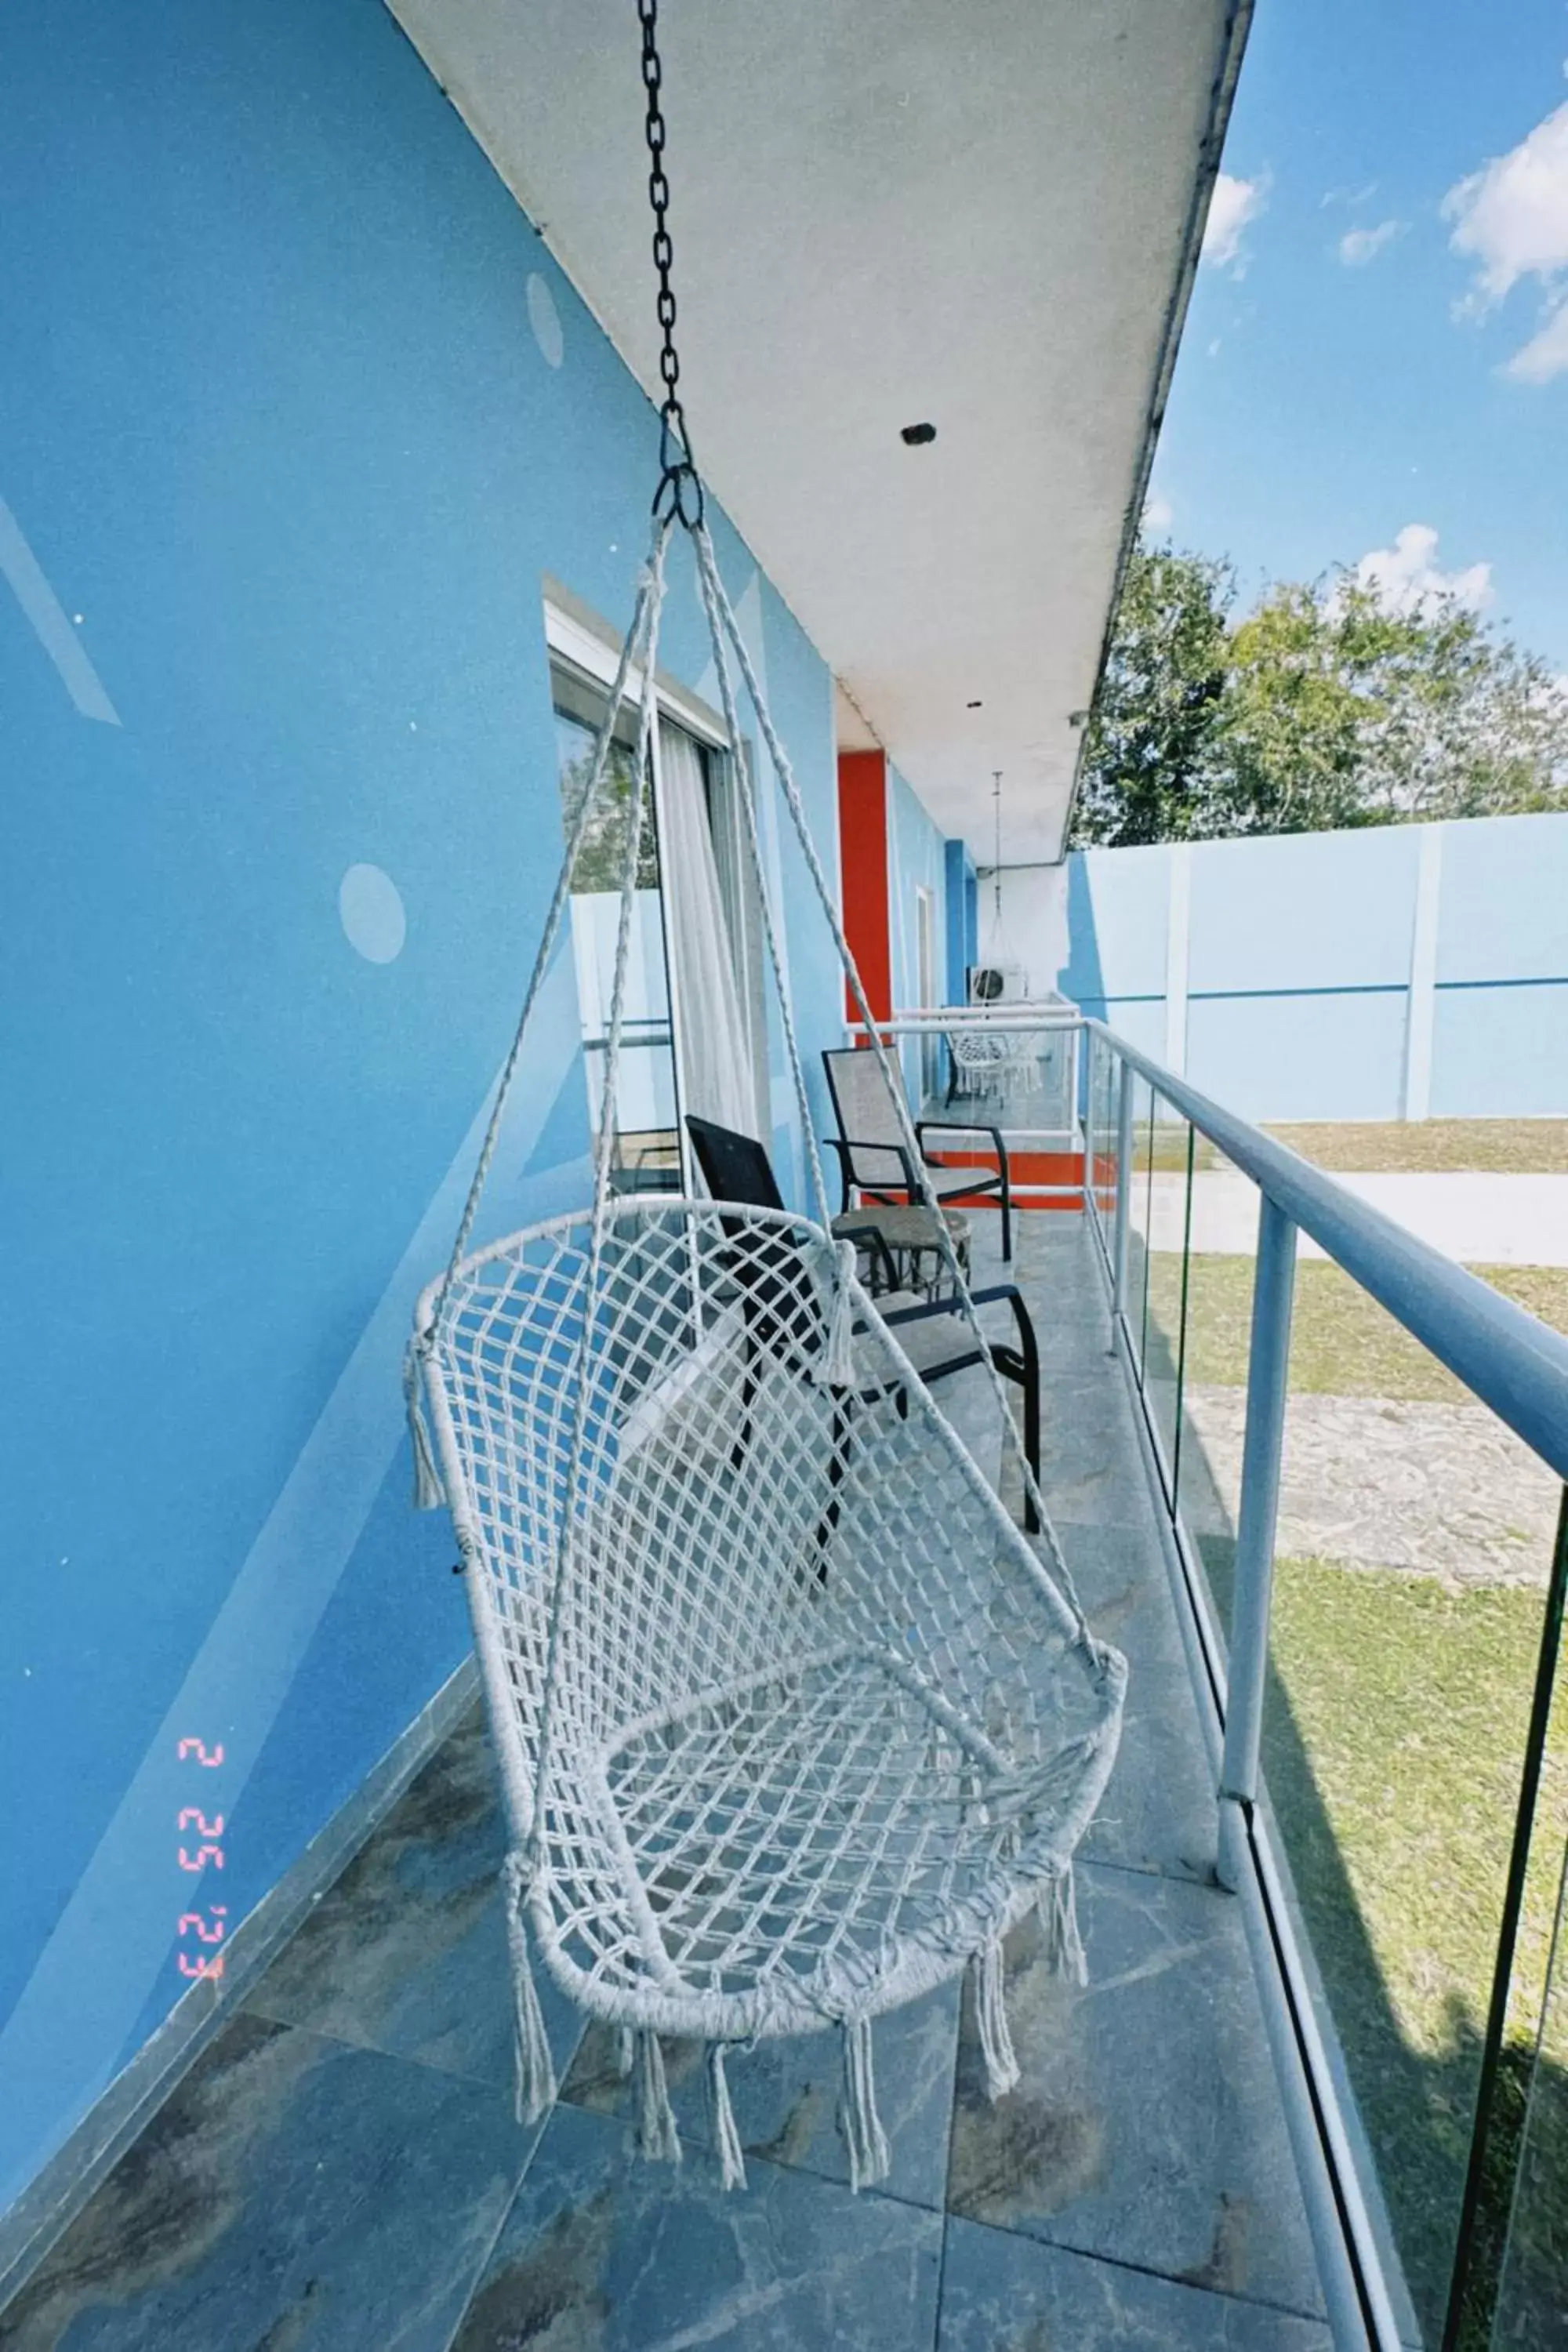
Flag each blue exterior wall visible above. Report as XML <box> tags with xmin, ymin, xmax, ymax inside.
<box><xmin>1430</xmin><ymin>813</ymin><xmax>1568</xmax><ymax>1118</ymax></box>
<box><xmin>1059</xmin><ymin>815</ymin><xmax>1568</xmax><ymax>1120</ymax></box>
<box><xmin>944</xmin><ymin>838</ymin><xmax>977</xmax><ymax>1001</ymax></box>
<box><xmin>0</xmin><ymin>0</ymin><xmax>842</xmax><ymax>2212</ymax></box>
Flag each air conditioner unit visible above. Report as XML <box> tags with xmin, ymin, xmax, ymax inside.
<box><xmin>970</xmin><ymin>963</ymin><xmax>1027</xmax><ymax>1004</ymax></box>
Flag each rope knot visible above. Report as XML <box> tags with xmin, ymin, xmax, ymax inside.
<box><xmin>402</xmin><ymin>1337</ymin><xmax>446</xmax><ymax>1512</ymax></box>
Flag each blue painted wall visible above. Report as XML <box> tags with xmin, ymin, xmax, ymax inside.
<box><xmin>1430</xmin><ymin>813</ymin><xmax>1568</xmax><ymax>1117</ymax></box>
<box><xmin>944</xmin><ymin>838</ymin><xmax>977</xmax><ymax>1002</ymax></box>
<box><xmin>1059</xmin><ymin>815</ymin><xmax>1568</xmax><ymax>1120</ymax></box>
<box><xmin>0</xmin><ymin>0</ymin><xmax>841</xmax><ymax>2211</ymax></box>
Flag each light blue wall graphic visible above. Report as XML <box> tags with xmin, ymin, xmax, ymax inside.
<box><xmin>1060</xmin><ymin>815</ymin><xmax>1568</xmax><ymax>1121</ymax></box>
<box><xmin>526</xmin><ymin>272</ymin><xmax>564</xmax><ymax>371</ymax></box>
<box><xmin>339</xmin><ymin>863</ymin><xmax>408</xmax><ymax>964</ymax></box>
<box><xmin>0</xmin><ymin>495</ymin><xmax>121</xmax><ymax>725</ymax></box>
<box><xmin>0</xmin><ymin>0</ymin><xmax>848</xmax><ymax>2212</ymax></box>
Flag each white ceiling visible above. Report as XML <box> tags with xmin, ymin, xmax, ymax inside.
<box><xmin>390</xmin><ymin>0</ymin><xmax>1248</xmax><ymax>862</ymax></box>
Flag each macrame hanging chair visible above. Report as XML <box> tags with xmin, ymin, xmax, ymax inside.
<box><xmin>405</xmin><ymin>2</ymin><xmax>1126</xmax><ymax>2194</ymax></box>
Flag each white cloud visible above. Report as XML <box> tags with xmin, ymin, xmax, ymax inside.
<box><xmin>1142</xmin><ymin>490</ymin><xmax>1174</xmax><ymax>531</ymax></box>
<box><xmin>1201</xmin><ymin>172</ymin><xmax>1266</xmax><ymax>274</ymax></box>
<box><xmin>1444</xmin><ymin>101</ymin><xmax>1568</xmax><ymax>379</ymax></box>
<box><xmin>1507</xmin><ymin>295</ymin><xmax>1568</xmax><ymax>382</ymax></box>
<box><xmin>1351</xmin><ymin>524</ymin><xmax>1494</xmax><ymax>615</ymax></box>
<box><xmin>1444</xmin><ymin>101</ymin><xmax>1568</xmax><ymax>303</ymax></box>
<box><xmin>1338</xmin><ymin>219</ymin><xmax>1402</xmax><ymax>266</ymax></box>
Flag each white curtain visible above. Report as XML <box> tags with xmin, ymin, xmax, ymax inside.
<box><xmin>656</xmin><ymin>718</ymin><xmax>760</xmax><ymax>1140</ymax></box>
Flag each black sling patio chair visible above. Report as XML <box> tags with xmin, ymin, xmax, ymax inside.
<box><xmin>821</xmin><ymin>1045</ymin><xmax>1014</xmax><ymax>1262</ymax></box>
<box><xmin>686</xmin><ymin>1114</ymin><xmax>1040</xmax><ymax>1530</ymax></box>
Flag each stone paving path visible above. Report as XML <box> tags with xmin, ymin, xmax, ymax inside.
<box><xmin>1176</xmin><ymin>1383</ymin><xmax>1563</xmax><ymax>1588</ymax></box>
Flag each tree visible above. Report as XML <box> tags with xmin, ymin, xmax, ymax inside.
<box><xmin>1071</xmin><ymin>539</ymin><xmax>1568</xmax><ymax>847</ymax></box>
<box><xmin>1070</xmin><ymin>544</ymin><xmax>1234</xmax><ymax>845</ymax></box>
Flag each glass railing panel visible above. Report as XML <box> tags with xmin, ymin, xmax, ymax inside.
<box><xmin>1492</xmin><ymin>1832</ymin><xmax>1568</xmax><ymax>2348</ymax></box>
<box><xmin>1142</xmin><ymin>1098</ymin><xmax>1193</xmax><ymax>1505</ymax></box>
<box><xmin>1083</xmin><ymin>1030</ymin><xmax>1119</xmax><ymax>1267</ymax></box>
<box><xmin>1171</xmin><ymin>1142</ymin><xmax>1261</xmax><ymax>1647</ymax></box>
<box><xmin>1078</xmin><ymin>1028</ymin><xmax>1098</xmax><ymax>1247</ymax></box>
<box><xmin>1121</xmin><ymin>1072</ymin><xmax>1156</xmax><ymax>1390</ymax></box>
<box><xmin>1255</xmin><ymin>1256</ymin><xmax>1568</xmax><ymax>2343</ymax></box>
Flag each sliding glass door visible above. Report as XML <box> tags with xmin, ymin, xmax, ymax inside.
<box><xmin>551</xmin><ymin>647</ymin><xmax>769</xmax><ymax>1196</ymax></box>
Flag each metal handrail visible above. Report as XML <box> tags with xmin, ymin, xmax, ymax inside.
<box><xmin>1088</xmin><ymin>1018</ymin><xmax>1568</xmax><ymax>1484</ymax></box>
<box><xmin>849</xmin><ymin>1006</ymin><xmax>1080</xmax><ymax>1029</ymax></box>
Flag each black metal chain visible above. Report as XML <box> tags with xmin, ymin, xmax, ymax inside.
<box><xmin>639</xmin><ymin>0</ymin><xmax>704</xmax><ymax>527</ymax></box>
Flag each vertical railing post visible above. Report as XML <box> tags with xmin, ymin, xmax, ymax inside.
<box><xmin>1218</xmin><ymin>1192</ymin><xmax>1298</xmax><ymax>1893</ymax></box>
<box><xmin>1110</xmin><ymin>1050</ymin><xmax>1135</xmax><ymax>1323</ymax></box>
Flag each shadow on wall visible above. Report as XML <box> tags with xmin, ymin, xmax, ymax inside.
<box><xmin>1058</xmin><ymin>854</ymin><xmax>1107</xmax><ymax>1025</ymax></box>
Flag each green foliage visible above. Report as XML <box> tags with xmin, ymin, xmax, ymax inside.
<box><xmin>561</xmin><ymin>740</ymin><xmax>660</xmax><ymax>894</ymax></box>
<box><xmin>1072</xmin><ymin>539</ymin><xmax>1568</xmax><ymax>846</ymax></box>
<box><xmin>1070</xmin><ymin>544</ymin><xmax>1234</xmax><ymax>844</ymax></box>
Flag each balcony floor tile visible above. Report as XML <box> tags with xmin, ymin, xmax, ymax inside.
<box><xmin>446</xmin><ymin>2100</ymin><xmax>943</xmax><ymax>2352</ymax></box>
<box><xmin>946</xmin><ymin>1864</ymin><xmax>1325</xmax><ymax>2324</ymax></box>
<box><xmin>938</xmin><ymin>2216</ymin><xmax>1334</xmax><ymax>2350</ymax></box>
<box><xmin>0</xmin><ymin>2016</ymin><xmax>535</xmax><ymax>2352</ymax></box>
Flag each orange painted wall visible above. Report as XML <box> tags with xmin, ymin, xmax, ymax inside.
<box><xmin>836</xmin><ymin>750</ymin><xmax>891</xmax><ymax>1025</ymax></box>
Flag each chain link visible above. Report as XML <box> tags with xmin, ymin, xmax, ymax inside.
<box><xmin>638</xmin><ymin>0</ymin><xmax>704</xmax><ymax>525</ymax></box>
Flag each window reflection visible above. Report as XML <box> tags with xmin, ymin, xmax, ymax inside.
<box><xmin>554</xmin><ymin>687</ymin><xmax>682</xmax><ymax>1193</ymax></box>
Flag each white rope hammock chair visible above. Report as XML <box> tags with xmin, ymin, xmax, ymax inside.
<box><xmin>405</xmin><ymin>518</ymin><xmax>1127</xmax><ymax>2190</ymax></box>
<box><xmin>405</xmin><ymin>9</ymin><xmax>1122</xmax><ymax>2182</ymax></box>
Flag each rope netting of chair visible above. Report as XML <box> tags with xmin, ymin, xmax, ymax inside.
<box><xmin>405</xmin><ymin>512</ymin><xmax>1127</xmax><ymax>2191</ymax></box>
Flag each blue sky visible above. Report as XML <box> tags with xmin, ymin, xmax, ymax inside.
<box><xmin>1151</xmin><ymin>0</ymin><xmax>1568</xmax><ymax>675</ymax></box>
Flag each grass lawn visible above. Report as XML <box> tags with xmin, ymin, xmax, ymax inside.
<box><xmin>1120</xmin><ymin>1116</ymin><xmax>1568</xmax><ymax>1178</ymax></box>
<box><xmin>1493</xmin><ymin>1946</ymin><xmax>1568</xmax><ymax>2343</ymax></box>
<box><xmin>1142</xmin><ymin>1252</ymin><xmax>1568</xmax><ymax>1403</ymax></box>
<box><xmin>1189</xmin><ymin>1548</ymin><xmax>1568</xmax><ymax>2340</ymax></box>
<box><xmin>1263</xmin><ymin>1119</ymin><xmax>1568</xmax><ymax>1175</ymax></box>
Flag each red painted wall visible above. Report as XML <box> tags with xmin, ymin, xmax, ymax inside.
<box><xmin>836</xmin><ymin>750</ymin><xmax>891</xmax><ymax>1025</ymax></box>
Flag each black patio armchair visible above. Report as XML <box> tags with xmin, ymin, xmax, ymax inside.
<box><xmin>686</xmin><ymin>1114</ymin><xmax>1040</xmax><ymax>1530</ymax></box>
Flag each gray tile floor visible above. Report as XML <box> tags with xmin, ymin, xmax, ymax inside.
<box><xmin>1</xmin><ymin>1216</ymin><xmax>1332</xmax><ymax>2352</ymax></box>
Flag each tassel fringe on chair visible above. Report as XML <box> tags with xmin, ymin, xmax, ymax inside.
<box><xmin>839</xmin><ymin>2017</ymin><xmax>891</xmax><ymax>2192</ymax></box>
<box><xmin>974</xmin><ymin>1937</ymin><xmax>1020</xmax><ymax>2100</ymax></box>
<box><xmin>502</xmin><ymin>1855</ymin><xmax>557</xmax><ymax>2122</ymax></box>
<box><xmin>634</xmin><ymin>2030</ymin><xmax>682</xmax><ymax>2165</ymax></box>
<box><xmin>706</xmin><ymin>2043</ymin><xmax>747</xmax><ymax>2190</ymax></box>
<box><xmin>1038</xmin><ymin>1865</ymin><xmax>1088</xmax><ymax>1987</ymax></box>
